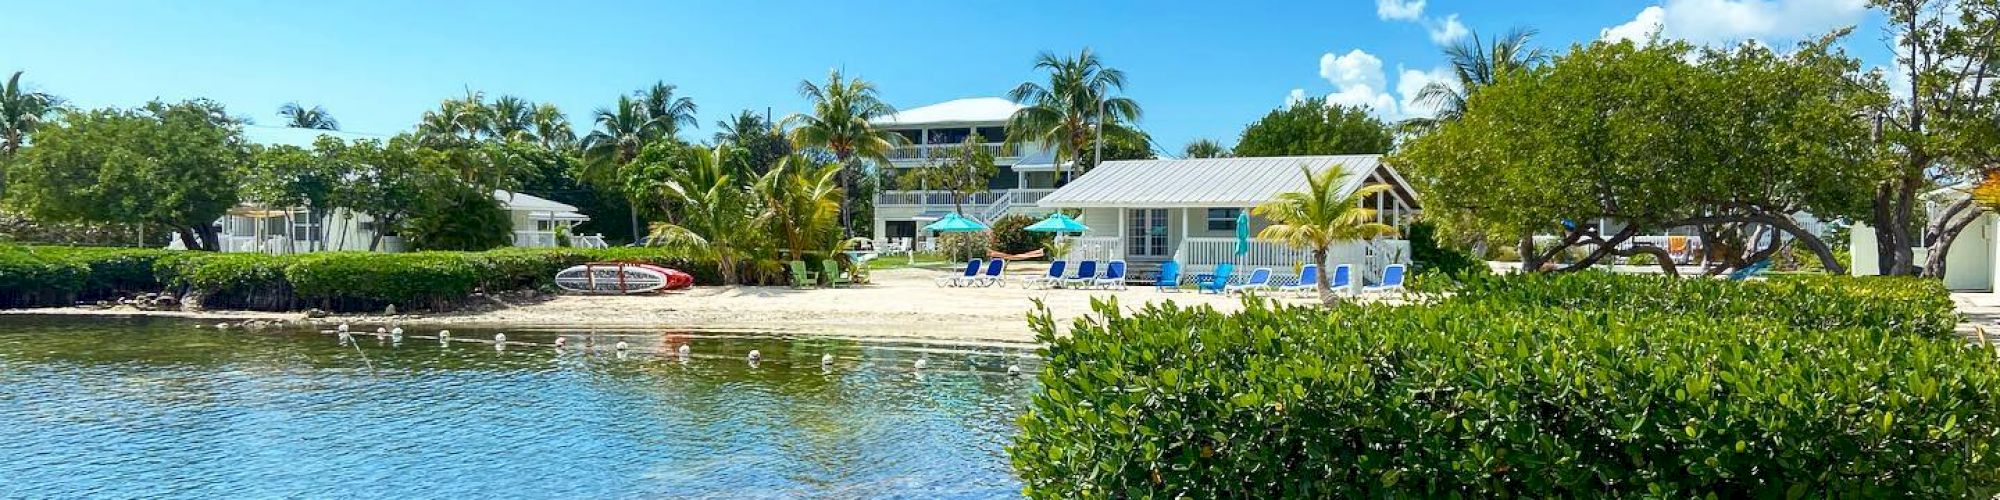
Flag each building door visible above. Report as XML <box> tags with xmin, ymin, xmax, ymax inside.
<box><xmin>885</xmin><ymin>221</ymin><xmax>916</xmax><ymax>240</ymax></box>
<box><xmin>1127</xmin><ymin>209</ymin><xmax>1169</xmax><ymax>257</ymax></box>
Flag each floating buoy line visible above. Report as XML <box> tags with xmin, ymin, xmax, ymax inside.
<box><xmin>308</xmin><ymin>327</ymin><xmax>1038</xmax><ymax>375</ymax></box>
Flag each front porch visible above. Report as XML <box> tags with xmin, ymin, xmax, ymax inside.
<box><xmin>1064</xmin><ymin>234</ymin><xmax>1410</xmax><ymax>287</ymax></box>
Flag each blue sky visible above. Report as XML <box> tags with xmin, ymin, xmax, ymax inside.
<box><xmin>0</xmin><ymin>1</ymin><xmax>1891</xmax><ymax>153</ymax></box>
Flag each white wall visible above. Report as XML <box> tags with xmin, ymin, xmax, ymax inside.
<box><xmin>1851</xmin><ymin>217</ymin><xmax>1996</xmax><ymax>291</ymax></box>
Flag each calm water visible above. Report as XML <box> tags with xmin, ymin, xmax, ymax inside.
<box><xmin>0</xmin><ymin>316</ymin><xmax>1039</xmax><ymax>498</ymax></box>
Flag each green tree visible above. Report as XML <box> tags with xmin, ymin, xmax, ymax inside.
<box><xmin>716</xmin><ymin>109</ymin><xmax>791</xmax><ymax>175</ymax></box>
<box><xmin>345</xmin><ymin>136</ymin><xmax>451</xmax><ymax>251</ymax></box>
<box><xmin>638</xmin><ymin>81</ymin><xmax>698</xmax><ymax>141</ymax></box>
<box><xmin>644</xmin><ymin>144</ymin><xmax>762</xmax><ymax>284</ymax></box>
<box><xmin>276</xmin><ymin>102</ymin><xmax>339</xmax><ymax>130</ymax></box>
<box><xmin>897</xmin><ymin>136</ymin><xmax>998</xmax><ymax>215</ymax></box>
<box><xmin>1868</xmin><ymin>0</ymin><xmax>2000</xmax><ymax>277</ymax></box>
<box><xmin>486</xmin><ymin>95</ymin><xmax>534</xmax><ymax>141</ymax></box>
<box><xmin>1402</xmin><ymin>28</ymin><xmax>1548</xmax><ymax>132</ymax></box>
<box><xmin>404</xmin><ymin>186</ymin><xmax>512</xmax><ymax>251</ymax></box>
<box><xmin>1004</xmin><ymin>48</ymin><xmax>1144</xmax><ymax>179</ymax></box>
<box><xmin>243</xmin><ymin>136</ymin><xmax>353</xmax><ymax>251</ymax></box>
<box><xmin>0</xmin><ymin>70</ymin><xmax>61</xmax><ymax>158</ymax></box>
<box><xmin>1181</xmin><ymin>138</ymin><xmax>1229</xmax><ymax>158</ymax></box>
<box><xmin>529</xmin><ymin>103</ymin><xmax>575</xmax><ymax>151</ymax></box>
<box><xmin>785</xmin><ymin>69</ymin><xmax>903</xmax><ymax>235</ymax></box>
<box><xmin>756</xmin><ymin>154</ymin><xmax>844</xmax><ymax>261</ymax></box>
<box><xmin>1251</xmin><ymin>165</ymin><xmax>1397</xmax><ymax>304</ymax></box>
<box><xmin>1392</xmin><ymin>38</ymin><xmax>1883</xmax><ymax>275</ymax></box>
<box><xmin>5</xmin><ymin>101</ymin><xmax>246</xmax><ymax>250</ymax></box>
<box><xmin>1233</xmin><ymin>98</ymin><xmax>1392</xmax><ymax>157</ymax></box>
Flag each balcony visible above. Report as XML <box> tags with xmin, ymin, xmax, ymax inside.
<box><xmin>877</xmin><ymin>188</ymin><xmax>1054</xmax><ymax>208</ymax></box>
<box><xmin>886</xmin><ymin>142</ymin><xmax>1018</xmax><ymax>161</ymax></box>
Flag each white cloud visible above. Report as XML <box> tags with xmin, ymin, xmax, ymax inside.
<box><xmin>1427</xmin><ymin>14</ymin><xmax>1470</xmax><ymax>45</ymax></box>
<box><xmin>1376</xmin><ymin>0</ymin><xmax>1426</xmax><ymax>21</ymax></box>
<box><xmin>1601</xmin><ymin>6</ymin><xmax>1665</xmax><ymax>44</ymax></box>
<box><xmin>1602</xmin><ymin>0</ymin><xmax>1867</xmax><ymax>45</ymax></box>
<box><xmin>1298</xmin><ymin>50</ymin><xmax>1458</xmax><ymax>120</ymax></box>
<box><xmin>1395</xmin><ymin>66</ymin><xmax>1457</xmax><ymax>118</ymax></box>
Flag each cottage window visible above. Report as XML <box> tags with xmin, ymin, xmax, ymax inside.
<box><xmin>1206</xmin><ymin>208</ymin><xmax>1240</xmax><ymax>231</ymax></box>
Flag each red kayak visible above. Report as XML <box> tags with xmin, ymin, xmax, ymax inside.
<box><xmin>635</xmin><ymin>264</ymin><xmax>695</xmax><ymax>291</ymax></box>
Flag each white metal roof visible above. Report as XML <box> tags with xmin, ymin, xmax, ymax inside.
<box><xmin>494</xmin><ymin>190</ymin><xmax>579</xmax><ymax>213</ymax></box>
<box><xmin>871</xmin><ymin>97</ymin><xmax>1022</xmax><ymax>127</ymax></box>
<box><xmin>1036</xmin><ymin>155</ymin><xmax>1396</xmax><ymax>208</ymax></box>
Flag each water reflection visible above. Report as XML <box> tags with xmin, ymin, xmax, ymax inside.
<box><xmin>0</xmin><ymin>316</ymin><xmax>1038</xmax><ymax>498</ymax></box>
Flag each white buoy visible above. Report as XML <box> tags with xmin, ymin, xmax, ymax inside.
<box><xmin>215</xmin><ymin>322</ymin><xmax>231</xmax><ymax>330</ymax></box>
<box><xmin>390</xmin><ymin>327</ymin><xmax>403</xmax><ymax>342</ymax></box>
<box><xmin>494</xmin><ymin>332</ymin><xmax>507</xmax><ymax>343</ymax></box>
<box><xmin>375</xmin><ymin>327</ymin><xmax>388</xmax><ymax>338</ymax></box>
<box><xmin>677</xmin><ymin>344</ymin><xmax>691</xmax><ymax>357</ymax></box>
<box><xmin>1007</xmin><ymin>364</ymin><xmax>1022</xmax><ymax>376</ymax></box>
<box><xmin>821</xmin><ymin>353</ymin><xmax>835</xmax><ymax>365</ymax></box>
<box><xmin>747</xmin><ymin>350</ymin><xmax>762</xmax><ymax>362</ymax></box>
<box><xmin>554</xmin><ymin>337</ymin><xmax>568</xmax><ymax>349</ymax></box>
<box><xmin>439</xmin><ymin>330</ymin><xmax>452</xmax><ymax>343</ymax></box>
<box><xmin>615</xmin><ymin>341</ymin><xmax>629</xmax><ymax>351</ymax></box>
<box><xmin>337</xmin><ymin>323</ymin><xmax>350</xmax><ymax>333</ymax></box>
<box><xmin>391</xmin><ymin>327</ymin><xmax>403</xmax><ymax>336</ymax></box>
<box><xmin>914</xmin><ymin>358</ymin><xmax>929</xmax><ymax>370</ymax></box>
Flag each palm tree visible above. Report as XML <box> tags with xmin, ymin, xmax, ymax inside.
<box><xmin>1403</xmin><ymin>27</ymin><xmax>1547</xmax><ymax>132</ymax></box>
<box><xmin>716</xmin><ymin>110</ymin><xmax>768</xmax><ymax>144</ymax></box>
<box><xmin>529</xmin><ymin>103</ymin><xmax>575</xmax><ymax>151</ymax></box>
<box><xmin>756</xmin><ymin>154</ymin><xmax>844</xmax><ymax>260</ymax></box>
<box><xmin>1005</xmin><ymin>48</ymin><xmax>1144</xmax><ymax>182</ymax></box>
<box><xmin>487</xmin><ymin>95</ymin><xmax>535</xmax><ymax>142</ymax></box>
<box><xmin>784</xmin><ymin>69</ymin><xmax>903</xmax><ymax>235</ymax></box>
<box><xmin>637</xmin><ymin>81</ymin><xmax>698</xmax><ymax>142</ymax></box>
<box><xmin>581</xmin><ymin>95</ymin><xmax>671</xmax><ymax>240</ymax></box>
<box><xmin>1182</xmin><ymin>138</ymin><xmax>1229</xmax><ymax>159</ymax></box>
<box><xmin>1252</xmin><ymin>165</ymin><xmax>1399</xmax><ymax>304</ymax></box>
<box><xmin>1</xmin><ymin>71</ymin><xmax>62</xmax><ymax>157</ymax></box>
<box><xmin>647</xmin><ymin>145</ymin><xmax>761</xmax><ymax>284</ymax></box>
<box><xmin>417</xmin><ymin>91</ymin><xmax>493</xmax><ymax>146</ymax></box>
<box><xmin>277</xmin><ymin>102</ymin><xmax>339</xmax><ymax>130</ymax></box>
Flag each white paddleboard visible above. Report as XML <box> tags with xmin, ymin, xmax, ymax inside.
<box><xmin>554</xmin><ymin>264</ymin><xmax>669</xmax><ymax>294</ymax></box>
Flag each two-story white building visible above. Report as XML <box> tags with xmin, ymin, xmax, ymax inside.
<box><xmin>870</xmin><ymin>97</ymin><xmax>1063</xmax><ymax>248</ymax></box>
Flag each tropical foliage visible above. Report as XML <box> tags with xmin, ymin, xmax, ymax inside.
<box><xmin>1400</xmin><ymin>28</ymin><xmax>1548</xmax><ymax>132</ymax></box>
<box><xmin>1869</xmin><ymin>0</ymin><xmax>2000</xmax><ymax>277</ymax></box>
<box><xmin>1012</xmin><ymin>274</ymin><xmax>1985</xmax><ymax>497</ymax></box>
<box><xmin>277</xmin><ymin>102</ymin><xmax>339</xmax><ymax>130</ymax></box>
<box><xmin>5</xmin><ymin>100</ymin><xmax>247</xmax><ymax>250</ymax></box>
<box><xmin>785</xmin><ymin>69</ymin><xmax>902</xmax><ymax>235</ymax></box>
<box><xmin>896</xmin><ymin>136</ymin><xmax>998</xmax><ymax>215</ymax></box>
<box><xmin>637</xmin><ymin>144</ymin><xmax>846</xmax><ymax>285</ymax></box>
<box><xmin>1251</xmin><ymin>165</ymin><xmax>1396</xmax><ymax>303</ymax></box>
<box><xmin>1181</xmin><ymin>138</ymin><xmax>1229</xmax><ymax>158</ymax></box>
<box><xmin>1391</xmin><ymin>37</ymin><xmax>1884</xmax><ymax>275</ymax></box>
<box><xmin>1233</xmin><ymin>98</ymin><xmax>1392</xmax><ymax>157</ymax></box>
<box><xmin>1005</xmin><ymin>48</ymin><xmax>1143</xmax><ymax>179</ymax></box>
<box><xmin>0</xmin><ymin>70</ymin><xmax>61</xmax><ymax>158</ymax></box>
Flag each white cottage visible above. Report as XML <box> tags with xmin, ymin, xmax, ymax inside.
<box><xmin>1036</xmin><ymin>155</ymin><xmax>1421</xmax><ymax>284</ymax></box>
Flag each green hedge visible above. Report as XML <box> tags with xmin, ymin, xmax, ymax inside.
<box><xmin>1013</xmin><ymin>276</ymin><xmax>1994</xmax><ymax>497</ymax></box>
<box><xmin>1436</xmin><ymin>272</ymin><xmax>1958</xmax><ymax>338</ymax></box>
<box><xmin>0</xmin><ymin>245</ymin><xmax>723</xmax><ymax>312</ymax></box>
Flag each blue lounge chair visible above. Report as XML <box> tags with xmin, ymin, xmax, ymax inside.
<box><xmin>1093</xmin><ymin>260</ymin><xmax>1128</xmax><ymax>290</ymax></box>
<box><xmin>970</xmin><ymin>259</ymin><xmax>1008</xmax><ymax>287</ymax></box>
<box><xmin>1728</xmin><ymin>260</ymin><xmax>1772</xmax><ymax>281</ymax></box>
<box><xmin>1275</xmin><ymin>264</ymin><xmax>1319</xmax><ymax>296</ymax></box>
<box><xmin>1154</xmin><ymin>261</ymin><xmax>1183</xmax><ymax>292</ymax></box>
<box><xmin>936</xmin><ymin>259</ymin><xmax>981</xmax><ymax>287</ymax></box>
<box><xmin>1063</xmin><ymin>261</ymin><xmax>1099</xmax><ymax>289</ymax></box>
<box><xmin>1226</xmin><ymin>267</ymin><xmax>1274</xmax><ymax>294</ymax></box>
<box><xmin>1362</xmin><ymin>264</ymin><xmax>1407</xmax><ymax>294</ymax></box>
<box><xmin>1330</xmin><ymin>264</ymin><xmax>1353</xmax><ymax>295</ymax></box>
<box><xmin>1022</xmin><ymin>261</ymin><xmax>1067</xmax><ymax>289</ymax></box>
<box><xmin>1197</xmin><ymin>263</ymin><xmax>1235</xmax><ymax>294</ymax></box>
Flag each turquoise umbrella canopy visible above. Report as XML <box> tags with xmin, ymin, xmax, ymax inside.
<box><xmin>1234</xmin><ymin>210</ymin><xmax>1251</xmax><ymax>257</ymax></box>
<box><xmin>923</xmin><ymin>213</ymin><xmax>989</xmax><ymax>232</ymax></box>
<box><xmin>1024</xmin><ymin>213</ymin><xmax>1091</xmax><ymax>233</ymax></box>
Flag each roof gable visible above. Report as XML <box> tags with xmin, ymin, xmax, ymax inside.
<box><xmin>871</xmin><ymin>97</ymin><xmax>1022</xmax><ymax>127</ymax></box>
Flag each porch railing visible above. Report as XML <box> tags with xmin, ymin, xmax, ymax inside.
<box><xmin>1171</xmin><ymin>237</ymin><xmax>1411</xmax><ymax>287</ymax></box>
<box><xmin>887</xmin><ymin>142</ymin><xmax>1017</xmax><ymax>160</ymax></box>
<box><xmin>513</xmin><ymin>231</ymin><xmax>560</xmax><ymax>248</ymax></box>
<box><xmin>1064</xmin><ymin>237</ymin><xmax>1124</xmax><ymax>263</ymax></box>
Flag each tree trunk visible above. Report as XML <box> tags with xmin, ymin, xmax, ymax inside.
<box><xmin>1517</xmin><ymin>234</ymin><xmax>1541</xmax><ymax>273</ymax></box>
<box><xmin>192</xmin><ymin>224</ymin><xmax>221</xmax><ymax>251</ymax></box>
<box><xmin>175</xmin><ymin>227</ymin><xmax>204</xmax><ymax>251</ymax></box>
<box><xmin>1872</xmin><ymin>176</ymin><xmax>1920</xmax><ymax>276</ymax></box>
<box><xmin>1313</xmin><ymin>248</ymin><xmax>1334</xmax><ymax>305</ymax></box>
<box><xmin>1922</xmin><ymin>202</ymin><xmax>1984</xmax><ymax>278</ymax></box>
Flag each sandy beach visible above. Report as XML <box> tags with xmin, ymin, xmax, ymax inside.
<box><xmin>3</xmin><ymin>265</ymin><xmax>1317</xmax><ymax>345</ymax></box>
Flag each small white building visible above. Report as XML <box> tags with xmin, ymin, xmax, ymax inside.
<box><xmin>1851</xmin><ymin>184</ymin><xmax>1996</xmax><ymax>291</ymax></box>
<box><xmin>195</xmin><ymin>126</ymin><xmax>598</xmax><ymax>254</ymax></box>
<box><xmin>1036</xmin><ymin>154</ymin><xmax>1421</xmax><ymax>284</ymax></box>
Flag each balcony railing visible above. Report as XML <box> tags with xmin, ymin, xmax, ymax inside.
<box><xmin>887</xmin><ymin>142</ymin><xmax>1018</xmax><ymax>160</ymax></box>
<box><xmin>877</xmin><ymin>188</ymin><xmax>1056</xmax><ymax>209</ymax></box>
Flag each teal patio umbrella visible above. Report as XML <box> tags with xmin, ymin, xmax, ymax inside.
<box><xmin>920</xmin><ymin>213</ymin><xmax>989</xmax><ymax>265</ymax></box>
<box><xmin>1234</xmin><ymin>210</ymin><xmax>1251</xmax><ymax>258</ymax></box>
<box><xmin>1024</xmin><ymin>213</ymin><xmax>1090</xmax><ymax>233</ymax></box>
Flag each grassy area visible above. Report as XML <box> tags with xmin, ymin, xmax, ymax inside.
<box><xmin>865</xmin><ymin>252</ymin><xmax>963</xmax><ymax>271</ymax></box>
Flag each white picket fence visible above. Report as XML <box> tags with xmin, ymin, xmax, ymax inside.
<box><xmin>1172</xmin><ymin>237</ymin><xmax>1409</xmax><ymax>286</ymax></box>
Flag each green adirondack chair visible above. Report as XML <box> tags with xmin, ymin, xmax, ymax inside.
<box><xmin>788</xmin><ymin>260</ymin><xmax>819</xmax><ymax>288</ymax></box>
<box><xmin>821</xmin><ymin>259</ymin><xmax>852</xmax><ymax>288</ymax></box>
